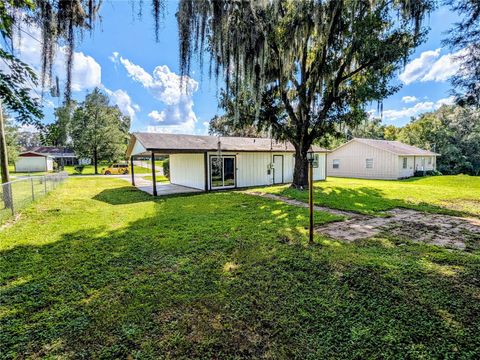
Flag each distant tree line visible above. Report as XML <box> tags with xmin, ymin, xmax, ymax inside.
<box><xmin>5</xmin><ymin>88</ymin><xmax>131</xmax><ymax>174</ymax></box>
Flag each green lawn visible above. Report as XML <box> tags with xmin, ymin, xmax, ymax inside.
<box><xmin>1</xmin><ymin>178</ymin><xmax>479</xmax><ymax>358</ymax></box>
<box><xmin>142</xmin><ymin>174</ymin><xmax>169</xmax><ymax>182</ymax></box>
<box><xmin>251</xmin><ymin>175</ymin><xmax>480</xmax><ymax>217</ymax></box>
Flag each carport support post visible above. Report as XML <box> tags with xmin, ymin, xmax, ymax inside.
<box><xmin>130</xmin><ymin>156</ymin><xmax>135</xmax><ymax>186</ymax></box>
<box><xmin>151</xmin><ymin>152</ymin><xmax>157</xmax><ymax>196</ymax></box>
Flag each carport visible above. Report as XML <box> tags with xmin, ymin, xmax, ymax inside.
<box><xmin>126</xmin><ymin>133</ymin><xmax>205</xmax><ymax>196</ymax></box>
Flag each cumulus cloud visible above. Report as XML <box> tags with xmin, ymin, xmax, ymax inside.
<box><xmin>401</xmin><ymin>96</ymin><xmax>418</xmax><ymax>103</ymax></box>
<box><xmin>104</xmin><ymin>88</ymin><xmax>140</xmax><ymax>119</ymax></box>
<box><xmin>115</xmin><ymin>53</ymin><xmax>199</xmax><ymax>132</ymax></box>
<box><xmin>379</xmin><ymin>96</ymin><xmax>455</xmax><ymax>121</ymax></box>
<box><xmin>14</xmin><ymin>24</ymin><xmax>101</xmax><ymax>92</ymax></box>
<box><xmin>399</xmin><ymin>48</ymin><xmax>465</xmax><ymax>85</ymax></box>
<box><xmin>399</xmin><ymin>49</ymin><xmax>441</xmax><ymax>84</ymax></box>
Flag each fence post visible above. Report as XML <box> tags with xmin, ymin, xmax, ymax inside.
<box><xmin>31</xmin><ymin>177</ymin><xmax>35</xmax><ymax>201</ymax></box>
<box><xmin>6</xmin><ymin>183</ymin><xmax>14</xmax><ymax>215</ymax></box>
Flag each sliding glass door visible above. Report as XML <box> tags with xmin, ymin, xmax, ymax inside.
<box><xmin>210</xmin><ymin>156</ymin><xmax>236</xmax><ymax>189</ymax></box>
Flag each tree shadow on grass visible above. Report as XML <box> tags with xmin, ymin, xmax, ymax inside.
<box><xmin>1</xmin><ymin>191</ymin><xmax>480</xmax><ymax>358</ymax></box>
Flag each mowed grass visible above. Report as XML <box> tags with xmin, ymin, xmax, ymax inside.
<box><xmin>142</xmin><ymin>174</ymin><xmax>169</xmax><ymax>182</ymax></box>
<box><xmin>1</xmin><ymin>178</ymin><xmax>480</xmax><ymax>358</ymax></box>
<box><xmin>252</xmin><ymin>175</ymin><xmax>480</xmax><ymax>217</ymax></box>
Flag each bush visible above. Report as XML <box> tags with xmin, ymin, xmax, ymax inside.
<box><xmin>426</xmin><ymin>169</ymin><xmax>442</xmax><ymax>176</ymax></box>
<box><xmin>74</xmin><ymin>165</ymin><xmax>85</xmax><ymax>174</ymax></box>
<box><xmin>163</xmin><ymin>158</ymin><xmax>170</xmax><ymax>179</ymax></box>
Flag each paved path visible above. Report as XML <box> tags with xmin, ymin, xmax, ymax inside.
<box><xmin>122</xmin><ymin>176</ymin><xmax>201</xmax><ymax>196</ymax></box>
<box><xmin>245</xmin><ymin>191</ymin><xmax>480</xmax><ymax>250</ymax></box>
<box><xmin>244</xmin><ymin>191</ymin><xmax>367</xmax><ymax>219</ymax></box>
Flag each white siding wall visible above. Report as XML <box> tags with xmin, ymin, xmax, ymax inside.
<box><xmin>313</xmin><ymin>153</ymin><xmax>326</xmax><ymax>181</ymax></box>
<box><xmin>327</xmin><ymin>141</ymin><xmax>400</xmax><ymax>179</ymax></box>
<box><xmin>15</xmin><ymin>156</ymin><xmax>48</xmax><ymax>172</ymax></box>
<box><xmin>398</xmin><ymin>156</ymin><xmax>415</xmax><ymax>178</ymax></box>
<box><xmin>170</xmin><ymin>151</ymin><xmax>327</xmax><ymax>190</ymax></box>
<box><xmin>207</xmin><ymin>151</ymin><xmax>325</xmax><ymax>189</ymax></box>
<box><xmin>170</xmin><ymin>153</ymin><xmax>205</xmax><ymax>190</ymax></box>
<box><xmin>46</xmin><ymin>158</ymin><xmax>54</xmax><ymax>171</ymax></box>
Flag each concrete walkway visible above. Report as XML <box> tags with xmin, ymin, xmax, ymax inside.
<box><xmin>126</xmin><ymin>177</ymin><xmax>201</xmax><ymax>196</ymax></box>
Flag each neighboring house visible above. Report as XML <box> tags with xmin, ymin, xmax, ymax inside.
<box><xmin>127</xmin><ymin>133</ymin><xmax>328</xmax><ymax>191</ymax></box>
<box><xmin>23</xmin><ymin>146</ymin><xmax>78</xmax><ymax>166</ymax></box>
<box><xmin>15</xmin><ymin>151</ymin><xmax>54</xmax><ymax>172</ymax></box>
<box><xmin>327</xmin><ymin>138</ymin><xmax>439</xmax><ymax>180</ymax></box>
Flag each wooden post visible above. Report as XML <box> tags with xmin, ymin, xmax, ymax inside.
<box><xmin>151</xmin><ymin>152</ymin><xmax>157</xmax><ymax>196</ymax></box>
<box><xmin>204</xmin><ymin>152</ymin><xmax>209</xmax><ymax>192</ymax></box>
<box><xmin>130</xmin><ymin>156</ymin><xmax>135</xmax><ymax>186</ymax></box>
<box><xmin>308</xmin><ymin>160</ymin><xmax>314</xmax><ymax>244</ymax></box>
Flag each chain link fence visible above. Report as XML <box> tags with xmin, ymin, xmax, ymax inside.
<box><xmin>0</xmin><ymin>172</ymin><xmax>68</xmax><ymax>223</ymax></box>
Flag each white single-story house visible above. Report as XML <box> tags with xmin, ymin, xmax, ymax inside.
<box><xmin>15</xmin><ymin>151</ymin><xmax>54</xmax><ymax>172</ymax></box>
<box><xmin>22</xmin><ymin>146</ymin><xmax>90</xmax><ymax>166</ymax></box>
<box><xmin>327</xmin><ymin>138</ymin><xmax>440</xmax><ymax>180</ymax></box>
<box><xmin>126</xmin><ymin>132</ymin><xmax>328</xmax><ymax>194</ymax></box>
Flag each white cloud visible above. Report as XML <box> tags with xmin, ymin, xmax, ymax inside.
<box><xmin>378</xmin><ymin>96</ymin><xmax>455</xmax><ymax>122</ymax></box>
<box><xmin>399</xmin><ymin>48</ymin><xmax>465</xmax><ymax>85</ymax></box>
<box><xmin>146</xmin><ymin>118</ymin><xmax>196</xmax><ymax>134</ymax></box>
<box><xmin>116</xmin><ymin>53</ymin><xmax>199</xmax><ymax>132</ymax></box>
<box><xmin>401</xmin><ymin>96</ymin><xmax>418</xmax><ymax>103</ymax></box>
<box><xmin>399</xmin><ymin>49</ymin><xmax>441</xmax><ymax>84</ymax></box>
<box><xmin>435</xmin><ymin>96</ymin><xmax>455</xmax><ymax>107</ymax></box>
<box><xmin>14</xmin><ymin>23</ymin><xmax>101</xmax><ymax>92</ymax></box>
<box><xmin>148</xmin><ymin>110</ymin><xmax>166</xmax><ymax>122</ymax></box>
<box><xmin>104</xmin><ymin>88</ymin><xmax>140</xmax><ymax>119</ymax></box>
<box><xmin>421</xmin><ymin>50</ymin><xmax>464</xmax><ymax>83</ymax></box>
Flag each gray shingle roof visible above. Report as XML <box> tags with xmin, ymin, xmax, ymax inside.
<box><xmin>131</xmin><ymin>132</ymin><xmax>328</xmax><ymax>154</ymax></box>
<box><xmin>23</xmin><ymin>146</ymin><xmax>76</xmax><ymax>157</ymax></box>
<box><xmin>353</xmin><ymin>138</ymin><xmax>439</xmax><ymax>156</ymax></box>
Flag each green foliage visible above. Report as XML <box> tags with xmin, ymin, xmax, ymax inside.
<box><xmin>0</xmin><ymin>111</ymin><xmax>21</xmax><ymax>165</ymax></box>
<box><xmin>70</xmin><ymin>88</ymin><xmax>130</xmax><ymax>168</ymax></box>
<box><xmin>208</xmin><ymin>88</ymin><xmax>275</xmax><ymax>138</ymax></box>
<box><xmin>444</xmin><ymin>0</ymin><xmax>480</xmax><ymax>106</ymax></box>
<box><xmin>0</xmin><ymin>49</ymin><xmax>42</xmax><ymax>125</ymax></box>
<box><xmin>162</xmin><ymin>157</ymin><xmax>170</xmax><ymax>178</ymax></box>
<box><xmin>73</xmin><ymin>164</ymin><xmax>85</xmax><ymax>174</ymax></box>
<box><xmin>397</xmin><ymin>105</ymin><xmax>480</xmax><ymax>175</ymax></box>
<box><xmin>178</xmin><ymin>0</ymin><xmax>434</xmax><ymax>186</ymax></box>
<box><xmin>1</xmin><ymin>178</ymin><xmax>479</xmax><ymax>357</ymax></box>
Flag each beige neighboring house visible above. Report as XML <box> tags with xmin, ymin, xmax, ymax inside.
<box><xmin>327</xmin><ymin>138</ymin><xmax>439</xmax><ymax>180</ymax></box>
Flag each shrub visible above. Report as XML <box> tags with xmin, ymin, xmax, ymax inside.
<box><xmin>74</xmin><ymin>165</ymin><xmax>85</xmax><ymax>174</ymax></box>
<box><xmin>163</xmin><ymin>158</ymin><xmax>170</xmax><ymax>179</ymax></box>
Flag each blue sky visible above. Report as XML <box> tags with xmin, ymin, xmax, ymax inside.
<box><xmin>6</xmin><ymin>1</ymin><xmax>462</xmax><ymax>134</ymax></box>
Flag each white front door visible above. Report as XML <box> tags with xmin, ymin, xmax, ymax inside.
<box><xmin>273</xmin><ymin>155</ymin><xmax>284</xmax><ymax>184</ymax></box>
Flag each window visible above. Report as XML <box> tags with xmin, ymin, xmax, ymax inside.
<box><xmin>366</xmin><ymin>158</ymin><xmax>374</xmax><ymax>169</ymax></box>
<box><xmin>332</xmin><ymin>159</ymin><xmax>340</xmax><ymax>169</ymax></box>
<box><xmin>403</xmin><ymin>157</ymin><xmax>408</xmax><ymax>169</ymax></box>
<box><xmin>428</xmin><ymin>157</ymin><xmax>432</xmax><ymax>165</ymax></box>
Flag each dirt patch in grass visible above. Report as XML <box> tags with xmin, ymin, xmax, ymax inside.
<box><xmin>316</xmin><ymin>209</ymin><xmax>480</xmax><ymax>250</ymax></box>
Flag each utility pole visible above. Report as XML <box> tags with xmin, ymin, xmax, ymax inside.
<box><xmin>0</xmin><ymin>100</ymin><xmax>10</xmax><ymax>183</ymax></box>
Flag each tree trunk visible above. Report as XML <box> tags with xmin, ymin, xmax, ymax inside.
<box><xmin>0</xmin><ymin>101</ymin><xmax>10</xmax><ymax>184</ymax></box>
<box><xmin>292</xmin><ymin>146</ymin><xmax>309</xmax><ymax>189</ymax></box>
<box><xmin>94</xmin><ymin>148</ymin><xmax>98</xmax><ymax>174</ymax></box>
